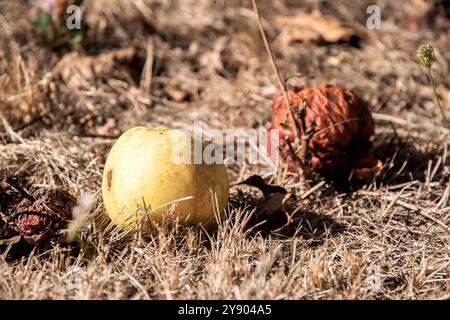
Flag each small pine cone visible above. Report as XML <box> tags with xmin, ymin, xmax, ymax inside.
<box><xmin>269</xmin><ymin>85</ymin><xmax>377</xmax><ymax>179</ymax></box>
<box><xmin>13</xmin><ymin>189</ymin><xmax>76</xmax><ymax>236</ymax></box>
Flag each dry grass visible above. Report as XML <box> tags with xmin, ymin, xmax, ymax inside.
<box><xmin>0</xmin><ymin>0</ymin><xmax>449</xmax><ymax>299</ymax></box>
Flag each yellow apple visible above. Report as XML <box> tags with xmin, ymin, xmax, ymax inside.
<box><xmin>102</xmin><ymin>126</ymin><xmax>229</xmax><ymax>229</ymax></box>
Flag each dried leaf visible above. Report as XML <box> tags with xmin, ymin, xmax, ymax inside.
<box><xmin>0</xmin><ymin>231</ymin><xmax>55</xmax><ymax>248</ymax></box>
<box><xmin>351</xmin><ymin>159</ymin><xmax>383</xmax><ymax>181</ymax></box>
<box><xmin>237</xmin><ymin>175</ymin><xmax>294</xmax><ymax>231</ymax></box>
<box><xmin>238</xmin><ymin>175</ymin><xmax>292</xmax><ymax>215</ymax></box>
<box><xmin>164</xmin><ymin>79</ymin><xmax>190</xmax><ymax>102</ymax></box>
<box><xmin>402</xmin><ymin>0</ymin><xmax>450</xmax><ymax>30</ymax></box>
<box><xmin>23</xmin><ymin>232</ymin><xmax>48</xmax><ymax>245</ymax></box>
<box><xmin>262</xmin><ymin>192</ymin><xmax>292</xmax><ymax>216</ymax></box>
<box><xmin>51</xmin><ymin>48</ymin><xmax>136</xmax><ymax>89</ymax></box>
<box><xmin>0</xmin><ymin>235</ymin><xmax>21</xmax><ymax>246</ymax></box>
<box><xmin>199</xmin><ymin>36</ymin><xmax>227</xmax><ymax>73</ymax></box>
<box><xmin>238</xmin><ymin>175</ymin><xmax>287</xmax><ymax>200</ymax></box>
<box><xmin>274</xmin><ymin>10</ymin><xmax>359</xmax><ymax>45</ymax></box>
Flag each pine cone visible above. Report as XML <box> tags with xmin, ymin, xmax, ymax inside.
<box><xmin>269</xmin><ymin>85</ymin><xmax>378</xmax><ymax>179</ymax></box>
<box><xmin>13</xmin><ymin>189</ymin><xmax>76</xmax><ymax>236</ymax></box>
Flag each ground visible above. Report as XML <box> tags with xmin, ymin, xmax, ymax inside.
<box><xmin>0</xmin><ymin>0</ymin><xmax>449</xmax><ymax>299</ymax></box>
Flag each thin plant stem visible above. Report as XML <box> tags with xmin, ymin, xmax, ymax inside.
<box><xmin>250</xmin><ymin>0</ymin><xmax>308</xmax><ymax>162</ymax></box>
<box><xmin>427</xmin><ymin>68</ymin><xmax>450</xmax><ymax>131</ymax></box>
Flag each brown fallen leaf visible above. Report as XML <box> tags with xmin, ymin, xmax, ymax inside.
<box><xmin>23</xmin><ymin>231</ymin><xmax>54</xmax><ymax>245</ymax></box>
<box><xmin>351</xmin><ymin>159</ymin><xmax>383</xmax><ymax>182</ymax></box>
<box><xmin>402</xmin><ymin>0</ymin><xmax>450</xmax><ymax>30</ymax></box>
<box><xmin>164</xmin><ymin>78</ymin><xmax>190</xmax><ymax>102</ymax></box>
<box><xmin>51</xmin><ymin>47</ymin><xmax>136</xmax><ymax>89</ymax></box>
<box><xmin>237</xmin><ymin>175</ymin><xmax>293</xmax><ymax>215</ymax></box>
<box><xmin>237</xmin><ymin>175</ymin><xmax>295</xmax><ymax>232</ymax></box>
<box><xmin>0</xmin><ymin>231</ymin><xmax>56</xmax><ymax>249</ymax></box>
<box><xmin>261</xmin><ymin>191</ymin><xmax>292</xmax><ymax>216</ymax></box>
<box><xmin>274</xmin><ymin>10</ymin><xmax>360</xmax><ymax>45</ymax></box>
<box><xmin>198</xmin><ymin>36</ymin><xmax>227</xmax><ymax>73</ymax></box>
<box><xmin>0</xmin><ymin>235</ymin><xmax>21</xmax><ymax>246</ymax></box>
<box><xmin>238</xmin><ymin>175</ymin><xmax>287</xmax><ymax>200</ymax></box>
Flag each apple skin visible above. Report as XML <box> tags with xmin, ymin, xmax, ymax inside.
<box><xmin>102</xmin><ymin>126</ymin><xmax>229</xmax><ymax>229</ymax></box>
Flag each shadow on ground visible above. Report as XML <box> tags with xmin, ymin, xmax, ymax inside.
<box><xmin>228</xmin><ymin>195</ymin><xmax>345</xmax><ymax>246</ymax></box>
<box><xmin>373</xmin><ymin>130</ymin><xmax>447</xmax><ymax>185</ymax></box>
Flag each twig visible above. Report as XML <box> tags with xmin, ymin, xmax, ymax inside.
<box><xmin>70</xmin><ymin>131</ymin><xmax>120</xmax><ymax>140</ymax></box>
<box><xmin>140</xmin><ymin>39</ymin><xmax>154</xmax><ymax>93</ymax></box>
<box><xmin>300</xmin><ymin>180</ymin><xmax>326</xmax><ymax>199</ymax></box>
<box><xmin>285</xmin><ymin>138</ymin><xmax>302</xmax><ymax>164</ymax></box>
<box><xmin>3</xmin><ymin>177</ymin><xmax>36</xmax><ymax>203</ymax></box>
<box><xmin>312</xmin><ymin>117</ymin><xmax>362</xmax><ymax>138</ymax></box>
<box><xmin>250</xmin><ymin>0</ymin><xmax>308</xmax><ymax>163</ymax></box>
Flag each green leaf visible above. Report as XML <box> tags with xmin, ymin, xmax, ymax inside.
<box><xmin>281</xmin><ymin>117</ymin><xmax>291</xmax><ymax>130</ymax></box>
<box><xmin>70</xmin><ymin>32</ymin><xmax>83</xmax><ymax>44</ymax></box>
<box><xmin>33</xmin><ymin>12</ymin><xmax>52</xmax><ymax>33</ymax></box>
<box><xmin>313</xmin><ymin>174</ymin><xmax>324</xmax><ymax>182</ymax></box>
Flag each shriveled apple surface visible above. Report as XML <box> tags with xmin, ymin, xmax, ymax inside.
<box><xmin>0</xmin><ymin>0</ymin><xmax>448</xmax><ymax>299</ymax></box>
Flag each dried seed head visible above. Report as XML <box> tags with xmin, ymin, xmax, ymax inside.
<box><xmin>13</xmin><ymin>189</ymin><xmax>76</xmax><ymax>236</ymax></box>
<box><xmin>417</xmin><ymin>44</ymin><xmax>434</xmax><ymax>69</ymax></box>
